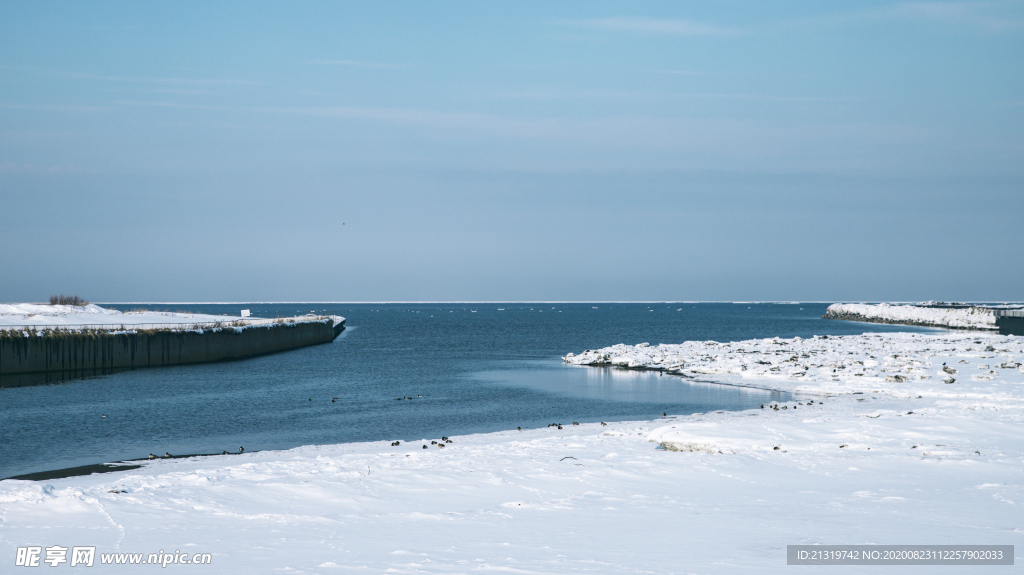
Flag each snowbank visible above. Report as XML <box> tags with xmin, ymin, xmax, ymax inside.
<box><xmin>562</xmin><ymin>332</ymin><xmax>1024</xmax><ymax>394</ymax></box>
<box><xmin>823</xmin><ymin>302</ymin><xmax>997</xmax><ymax>330</ymax></box>
<box><xmin>1</xmin><ymin>332</ymin><xmax>1022</xmax><ymax>572</ymax></box>
<box><xmin>0</xmin><ymin>303</ymin><xmax>343</xmax><ymax>334</ymax></box>
<box><xmin>0</xmin><ymin>303</ymin><xmax>240</xmax><ymax>328</ymax></box>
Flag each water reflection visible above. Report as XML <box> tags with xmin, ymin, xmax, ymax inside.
<box><xmin>0</xmin><ymin>368</ymin><xmax>129</xmax><ymax>389</ymax></box>
<box><xmin>474</xmin><ymin>360</ymin><xmax>787</xmax><ymax>408</ymax></box>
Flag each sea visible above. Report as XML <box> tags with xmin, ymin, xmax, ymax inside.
<box><xmin>0</xmin><ymin>302</ymin><xmax>941</xmax><ymax>478</ymax></box>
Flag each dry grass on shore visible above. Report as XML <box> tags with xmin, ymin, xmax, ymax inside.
<box><xmin>49</xmin><ymin>294</ymin><xmax>88</xmax><ymax>306</ymax></box>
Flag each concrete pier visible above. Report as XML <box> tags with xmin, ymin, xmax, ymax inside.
<box><xmin>995</xmin><ymin>310</ymin><xmax>1024</xmax><ymax>336</ymax></box>
<box><xmin>0</xmin><ymin>316</ymin><xmax>345</xmax><ymax>376</ymax></box>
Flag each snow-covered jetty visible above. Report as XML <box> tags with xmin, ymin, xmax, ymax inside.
<box><xmin>822</xmin><ymin>302</ymin><xmax>998</xmax><ymax>330</ymax></box>
<box><xmin>0</xmin><ymin>304</ymin><xmax>345</xmax><ymax>376</ymax></box>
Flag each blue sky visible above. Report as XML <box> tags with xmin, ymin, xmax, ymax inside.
<box><xmin>1</xmin><ymin>1</ymin><xmax>1022</xmax><ymax>302</ymax></box>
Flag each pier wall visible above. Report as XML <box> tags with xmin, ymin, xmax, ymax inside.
<box><xmin>0</xmin><ymin>319</ymin><xmax>344</xmax><ymax>376</ymax></box>
<box><xmin>996</xmin><ymin>315</ymin><xmax>1024</xmax><ymax>336</ymax></box>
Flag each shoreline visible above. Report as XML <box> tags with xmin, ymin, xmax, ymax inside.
<box><xmin>9</xmin><ymin>330</ymin><xmax>1016</xmax><ymax>478</ymax></box>
<box><xmin>3</xmin><ymin>331</ymin><xmax>1021</xmax><ymax>572</ymax></box>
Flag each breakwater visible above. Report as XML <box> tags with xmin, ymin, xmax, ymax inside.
<box><xmin>0</xmin><ymin>317</ymin><xmax>345</xmax><ymax>376</ymax></box>
<box><xmin>995</xmin><ymin>310</ymin><xmax>1024</xmax><ymax>336</ymax></box>
<box><xmin>821</xmin><ymin>303</ymin><xmax>997</xmax><ymax>331</ymax></box>
<box><xmin>823</xmin><ymin>303</ymin><xmax>1024</xmax><ymax>335</ymax></box>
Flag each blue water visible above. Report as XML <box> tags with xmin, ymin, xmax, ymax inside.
<box><xmin>0</xmin><ymin>303</ymin><xmax>941</xmax><ymax>478</ymax></box>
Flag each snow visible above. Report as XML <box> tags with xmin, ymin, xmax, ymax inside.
<box><xmin>0</xmin><ymin>303</ymin><xmax>343</xmax><ymax>332</ymax></box>
<box><xmin>2</xmin><ymin>332</ymin><xmax>1023</xmax><ymax>572</ymax></box>
<box><xmin>824</xmin><ymin>302</ymin><xmax>999</xmax><ymax>330</ymax></box>
<box><xmin>0</xmin><ymin>303</ymin><xmax>240</xmax><ymax>328</ymax></box>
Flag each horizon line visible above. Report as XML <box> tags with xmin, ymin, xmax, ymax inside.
<box><xmin>82</xmin><ymin>300</ymin><xmax>1024</xmax><ymax>305</ymax></box>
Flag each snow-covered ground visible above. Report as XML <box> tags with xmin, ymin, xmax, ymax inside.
<box><xmin>823</xmin><ymin>302</ymin><xmax>999</xmax><ymax>330</ymax></box>
<box><xmin>2</xmin><ymin>332</ymin><xmax>1022</xmax><ymax>572</ymax></box>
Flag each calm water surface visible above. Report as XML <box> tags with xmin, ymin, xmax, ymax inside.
<box><xmin>0</xmin><ymin>303</ymin><xmax>940</xmax><ymax>477</ymax></box>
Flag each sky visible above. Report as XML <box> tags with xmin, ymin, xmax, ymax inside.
<box><xmin>1</xmin><ymin>1</ymin><xmax>1022</xmax><ymax>302</ymax></box>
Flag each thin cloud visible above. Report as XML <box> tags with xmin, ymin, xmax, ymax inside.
<box><xmin>671</xmin><ymin>92</ymin><xmax>866</xmax><ymax>103</ymax></box>
<box><xmin>574</xmin><ymin>4</ymin><xmax>1024</xmax><ymax>38</ymax></box>
<box><xmin>0</xmin><ymin>161</ymin><xmax>86</xmax><ymax>174</ymax></box>
<box><xmin>315</xmin><ymin>60</ymin><xmax>405</xmax><ymax>69</ymax></box>
<box><xmin>146</xmin><ymin>88</ymin><xmax>212</xmax><ymax>95</ymax></box>
<box><xmin>777</xmin><ymin>1</ymin><xmax>1024</xmax><ymax>33</ymax></box>
<box><xmin>66</xmin><ymin>72</ymin><xmax>261</xmax><ymax>86</ymax></box>
<box><xmin>113</xmin><ymin>100</ymin><xmax>195</xmax><ymax>108</ymax></box>
<box><xmin>892</xmin><ymin>1</ymin><xmax>1024</xmax><ymax>31</ymax></box>
<box><xmin>0</xmin><ymin>103</ymin><xmax>111</xmax><ymax>113</ymax></box>
<box><xmin>655</xmin><ymin>69</ymin><xmax>708</xmax><ymax>76</ymax></box>
<box><xmin>487</xmin><ymin>88</ymin><xmax>864</xmax><ymax>103</ymax></box>
<box><xmin>1</xmin><ymin>65</ymin><xmax>262</xmax><ymax>86</ymax></box>
<box><xmin>96</xmin><ymin>98</ymin><xmax>939</xmax><ymax>173</ymax></box>
<box><xmin>574</xmin><ymin>17</ymin><xmax>738</xmax><ymax>36</ymax></box>
<box><xmin>0</xmin><ymin>161</ymin><xmax>36</xmax><ymax>173</ymax></box>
